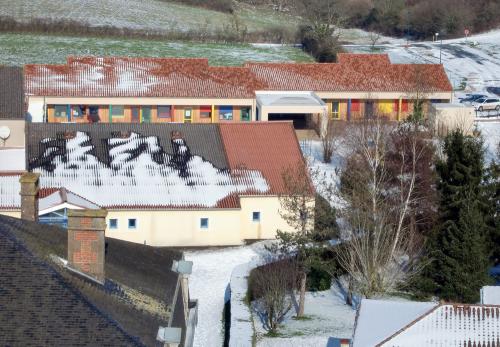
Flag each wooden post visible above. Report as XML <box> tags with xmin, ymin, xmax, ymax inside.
<box><xmin>398</xmin><ymin>98</ymin><xmax>402</xmax><ymax>121</ymax></box>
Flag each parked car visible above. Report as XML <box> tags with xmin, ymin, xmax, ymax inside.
<box><xmin>459</xmin><ymin>94</ymin><xmax>487</xmax><ymax>103</ymax></box>
<box><xmin>471</xmin><ymin>98</ymin><xmax>500</xmax><ymax>112</ymax></box>
<box><xmin>486</xmin><ymin>87</ymin><xmax>500</xmax><ymax>97</ymax></box>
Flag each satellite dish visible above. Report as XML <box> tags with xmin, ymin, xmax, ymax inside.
<box><xmin>0</xmin><ymin>126</ymin><xmax>10</xmax><ymax>141</ymax></box>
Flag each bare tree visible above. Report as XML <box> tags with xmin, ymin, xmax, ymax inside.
<box><xmin>368</xmin><ymin>30</ymin><xmax>382</xmax><ymax>50</ymax></box>
<box><xmin>321</xmin><ymin>118</ymin><xmax>345</xmax><ymax>163</ymax></box>
<box><xmin>251</xmin><ymin>259</ymin><xmax>297</xmax><ymax>334</ymax></box>
<box><xmin>337</xmin><ymin>118</ymin><xmax>428</xmax><ymax>298</ymax></box>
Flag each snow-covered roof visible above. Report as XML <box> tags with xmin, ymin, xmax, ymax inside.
<box><xmin>0</xmin><ymin>172</ymin><xmax>21</xmax><ymax>209</ymax></box>
<box><xmin>26</xmin><ymin>122</ymin><xmax>305</xmax><ymax>209</ymax></box>
<box><xmin>352</xmin><ymin>299</ymin><xmax>437</xmax><ymax>347</ymax></box>
<box><xmin>24</xmin><ymin>54</ymin><xmax>452</xmax><ymax>99</ymax></box>
<box><xmin>39</xmin><ymin>188</ymin><xmax>100</xmax><ymax>213</ymax></box>
<box><xmin>0</xmin><ymin>149</ymin><xmax>26</xmax><ymax>171</ymax></box>
<box><xmin>481</xmin><ymin>286</ymin><xmax>500</xmax><ymax>305</ymax></box>
<box><xmin>353</xmin><ymin>299</ymin><xmax>500</xmax><ymax>346</ymax></box>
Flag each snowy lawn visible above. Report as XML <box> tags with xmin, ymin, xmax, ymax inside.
<box><xmin>185</xmin><ymin>244</ymin><xmax>266</xmax><ymax>347</ymax></box>
<box><xmin>253</xmin><ymin>283</ymin><xmax>356</xmax><ymax>347</ymax></box>
<box><xmin>0</xmin><ymin>33</ymin><xmax>312</xmax><ymax>67</ymax></box>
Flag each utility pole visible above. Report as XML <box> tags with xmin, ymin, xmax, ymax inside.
<box><xmin>435</xmin><ymin>32</ymin><xmax>442</xmax><ymax>64</ymax></box>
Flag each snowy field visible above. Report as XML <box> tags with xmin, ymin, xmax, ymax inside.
<box><xmin>0</xmin><ymin>0</ymin><xmax>300</xmax><ymax>34</ymax></box>
<box><xmin>346</xmin><ymin>30</ymin><xmax>500</xmax><ymax>92</ymax></box>
<box><xmin>0</xmin><ymin>32</ymin><xmax>313</xmax><ymax>66</ymax></box>
<box><xmin>477</xmin><ymin>121</ymin><xmax>500</xmax><ymax>162</ymax></box>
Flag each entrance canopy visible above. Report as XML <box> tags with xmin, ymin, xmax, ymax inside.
<box><xmin>256</xmin><ymin>91</ymin><xmax>326</xmax><ymax>121</ymax></box>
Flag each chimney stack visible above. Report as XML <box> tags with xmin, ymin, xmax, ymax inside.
<box><xmin>67</xmin><ymin>209</ymin><xmax>107</xmax><ymax>283</ymax></box>
<box><xmin>19</xmin><ymin>172</ymin><xmax>40</xmax><ymax>222</ymax></box>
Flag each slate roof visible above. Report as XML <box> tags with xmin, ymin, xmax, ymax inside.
<box><xmin>0</xmin><ymin>66</ymin><xmax>24</xmax><ymax>119</ymax></box>
<box><xmin>0</xmin><ymin>214</ymin><xmax>183</xmax><ymax>346</ymax></box>
<box><xmin>23</xmin><ymin>122</ymin><xmax>304</xmax><ymax>209</ymax></box>
<box><xmin>24</xmin><ymin>56</ymin><xmax>262</xmax><ymax>98</ymax></box>
<box><xmin>24</xmin><ymin>54</ymin><xmax>452</xmax><ymax>98</ymax></box>
<box><xmin>352</xmin><ymin>299</ymin><xmax>500</xmax><ymax>347</ymax></box>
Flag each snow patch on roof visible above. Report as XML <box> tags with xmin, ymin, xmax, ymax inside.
<box><xmin>30</xmin><ymin>131</ymin><xmax>270</xmax><ymax>208</ymax></box>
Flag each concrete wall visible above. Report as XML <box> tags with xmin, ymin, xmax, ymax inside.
<box><xmin>429</xmin><ymin>104</ymin><xmax>475</xmax><ymax>136</ymax></box>
<box><xmin>0</xmin><ymin>119</ymin><xmax>25</xmax><ymax>147</ymax></box>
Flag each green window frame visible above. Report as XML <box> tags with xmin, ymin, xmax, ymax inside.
<box><xmin>141</xmin><ymin>106</ymin><xmax>152</xmax><ymax>123</ymax></box>
<box><xmin>110</xmin><ymin>105</ymin><xmax>125</xmax><ymax>118</ymax></box>
<box><xmin>241</xmin><ymin>107</ymin><xmax>251</xmax><ymax>121</ymax></box>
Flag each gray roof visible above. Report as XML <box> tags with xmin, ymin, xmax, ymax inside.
<box><xmin>0</xmin><ymin>66</ymin><xmax>24</xmax><ymax>119</ymax></box>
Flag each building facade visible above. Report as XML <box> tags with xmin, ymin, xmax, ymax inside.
<box><xmin>24</xmin><ymin>54</ymin><xmax>453</xmax><ymax>129</ymax></box>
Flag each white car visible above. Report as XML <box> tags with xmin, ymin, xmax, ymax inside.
<box><xmin>472</xmin><ymin>98</ymin><xmax>500</xmax><ymax>112</ymax></box>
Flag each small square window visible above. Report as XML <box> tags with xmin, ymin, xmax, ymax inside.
<box><xmin>241</xmin><ymin>107</ymin><xmax>251</xmax><ymax>121</ymax></box>
<box><xmin>219</xmin><ymin>106</ymin><xmax>233</xmax><ymax>121</ymax></box>
<box><xmin>128</xmin><ymin>218</ymin><xmax>137</xmax><ymax>229</ymax></box>
<box><xmin>109</xmin><ymin>218</ymin><xmax>118</xmax><ymax>229</ymax></box>
<box><xmin>252</xmin><ymin>212</ymin><xmax>261</xmax><ymax>222</ymax></box>
<box><xmin>71</xmin><ymin>105</ymin><xmax>85</xmax><ymax>117</ymax></box>
<box><xmin>200</xmin><ymin>218</ymin><xmax>209</xmax><ymax>229</ymax></box>
<box><xmin>158</xmin><ymin>105</ymin><xmax>171</xmax><ymax>118</ymax></box>
<box><xmin>54</xmin><ymin>105</ymin><xmax>68</xmax><ymax>118</ymax></box>
<box><xmin>200</xmin><ymin>105</ymin><xmax>211</xmax><ymax>118</ymax></box>
<box><xmin>111</xmin><ymin>105</ymin><xmax>124</xmax><ymax>117</ymax></box>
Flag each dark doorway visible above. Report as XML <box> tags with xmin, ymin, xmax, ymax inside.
<box><xmin>365</xmin><ymin>101</ymin><xmax>374</xmax><ymax>118</ymax></box>
<box><xmin>268</xmin><ymin>113</ymin><xmax>307</xmax><ymax>129</ymax></box>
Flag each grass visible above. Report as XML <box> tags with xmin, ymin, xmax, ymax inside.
<box><xmin>292</xmin><ymin>314</ymin><xmax>313</xmax><ymax>321</ymax></box>
<box><xmin>0</xmin><ymin>32</ymin><xmax>313</xmax><ymax>66</ymax></box>
<box><xmin>2</xmin><ymin>0</ymin><xmax>301</xmax><ymax>34</ymax></box>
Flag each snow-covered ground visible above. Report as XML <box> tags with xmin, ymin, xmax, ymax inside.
<box><xmin>477</xmin><ymin>121</ymin><xmax>500</xmax><ymax>162</ymax></box>
<box><xmin>254</xmin><ymin>283</ymin><xmax>356</xmax><ymax>347</ymax></box>
<box><xmin>346</xmin><ymin>30</ymin><xmax>500</xmax><ymax>93</ymax></box>
<box><xmin>185</xmin><ymin>245</ymin><xmax>262</xmax><ymax>347</ymax></box>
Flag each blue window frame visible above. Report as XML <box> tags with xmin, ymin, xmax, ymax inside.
<box><xmin>252</xmin><ymin>212</ymin><xmax>261</xmax><ymax>222</ymax></box>
<box><xmin>128</xmin><ymin>218</ymin><xmax>137</xmax><ymax>229</ymax></box>
<box><xmin>200</xmin><ymin>218</ymin><xmax>209</xmax><ymax>229</ymax></box>
<box><xmin>219</xmin><ymin>106</ymin><xmax>233</xmax><ymax>121</ymax></box>
<box><xmin>109</xmin><ymin>218</ymin><xmax>118</xmax><ymax>229</ymax></box>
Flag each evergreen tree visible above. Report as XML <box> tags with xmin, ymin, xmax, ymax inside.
<box><xmin>416</xmin><ymin>130</ymin><xmax>491</xmax><ymax>303</ymax></box>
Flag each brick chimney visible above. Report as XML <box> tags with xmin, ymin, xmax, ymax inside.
<box><xmin>19</xmin><ymin>172</ymin><xmax>40</xmax><ymax>222</ymax></box>
<box><xmin>67</xmin><ymin>209</ymin><xmax>107</xmax><ymax>283</ymax></box>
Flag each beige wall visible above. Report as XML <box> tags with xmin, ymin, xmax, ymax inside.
<box><xmin>104</xmin><ymin>196</ymin><xmax>298</xmax><ymax>247</ymax></box>
<box><xmin>0</xmin><ymin>120</ymin><xmax>25</xmax><ymax>147</ymax></box>
<box><xmin>0</xmin><ymin>210</ymin><xmax>21</xmax><ymax>218</ymax></box>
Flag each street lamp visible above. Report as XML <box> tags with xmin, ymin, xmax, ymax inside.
<box><xmin>435</xmin><ymin>32</ymin><xmax>442</xmax><ymax>64</ymax></box>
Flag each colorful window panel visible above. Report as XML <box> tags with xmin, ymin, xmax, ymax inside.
<box><xmin>219</xmin><ymin>106</ymin><xmax>233</xmax><ymax>121</ymax></box>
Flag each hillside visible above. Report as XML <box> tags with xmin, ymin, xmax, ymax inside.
<box><xmin>0</xmin><ymin>0</ymin><xmax>301</xmax><ymax>35</ymax></box>
<box><xmin>0</xmin><ymin>32</ymin><xmax>313</xmax><ymax>66</ymax></box>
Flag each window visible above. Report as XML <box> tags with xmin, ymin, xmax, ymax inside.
<box><xmin>111</xmin><ymin>105</ymin><xmax>124</xmax><ymax>117</ymax></box>
<box><xmin>71</xmin><ymin>105</ymin><xmax>85</xmax><ymax>118</ymax></box>
<box><xmin>128</xmin><ymin>218</ymin><xmax>137</xmax><ymax>229</ymax></box>
<box><xmin>131</xmin><ymin>106</ymin><xmax>140</xmax><ymax>123</ymax></box>
<box><xmin>109</xmin><ymin>218</ymin><xmax>118</xmax><ymax>229</ymax></box>
<box><xmin>158</xmin><ymin>106</ymin><xmax>171</xmax><ymax>119</ymax></box>
<box><xmin>142</xmin><ymin>106</ymin><xmax>152</xmax><ymax>123</ymax></box>
<box><xmin>330</xmin><ymin>101</ymin><xmax>339</xmax><ymax>119</ymax></box>
<box><xmin>200</xmin><ymin>218</ymin><xmax>209</xmax><ymax>229</ymax></box>
<box><xmin>219</xmin><ymin>106</ymin><xmax>233</xmax><ymax>121</ymax></box>
<box><xmin>184</xmin><ymin>108</ymin><xmax>192</xmax><ymax>123</ymax></box>
<box><xmin>200</xmin><ymin>106</ymin><xmax>211</xmax><ymax>119</ymax></box>
<box><xmin>402</xmin><ymin>100</ymin><xmax>409</xmax><ymax>112</ymax></box>
<box><xmin>88</xmin><ymin>106</ymin><xmax>100</xmax><ymax>123</ymax></box>
<box><xmin>350</xmin><ymin>99</ymin><xmax>360</xmax><ymax>112</ymax></box>
<box><xmin>54</xmin><ymin>105</ymin><xmax>68</xmax><ymax>118</ymax></box>
<box><xmin>252</xmin><ymin>212</ymin><xmax>261</xmax><ymax>222</ymax></box>
<box><xmin>241</xmin><ymin>107</ymin><xmax>251</xmax><ymax>121</ymax></box>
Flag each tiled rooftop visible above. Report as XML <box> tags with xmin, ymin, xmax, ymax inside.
<box><xmin>24</xmin><ymin>54</ymin><xmax>452</xmax><ymax>98</ymax></box>
<box><xmin>22</xmin><ymin>122</ymin><xmax>305</xmax><ymax>209</ymax></box>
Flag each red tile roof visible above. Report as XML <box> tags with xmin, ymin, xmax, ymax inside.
<box><xmin>25</xmin><ymin>56</ymin><xmax>262</xmax><ymax>99</ymax></box>
<box><xmin>24</xmin><ymin>54</ymin><xmax>452</xmax><ymax>99</ymax></box>
<box><xmin>219</xmin><ymin>122</ymin><xmax>308</xmax><ymax>195</ymax></box>
<box><xmin>246</xmin><ymin>53</ymin><xmax>452</xmax><ymax>93</ymax></box>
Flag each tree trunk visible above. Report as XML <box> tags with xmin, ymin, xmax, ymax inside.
<box><xmin>297</xmin><ymin>272</ymin><xmax>306</xmax><ymax>317</ymax></box>
<box><xmin>346</xmin><ymin>279</ymin><xmax>353</xmax><ymax>306</ymax></box>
